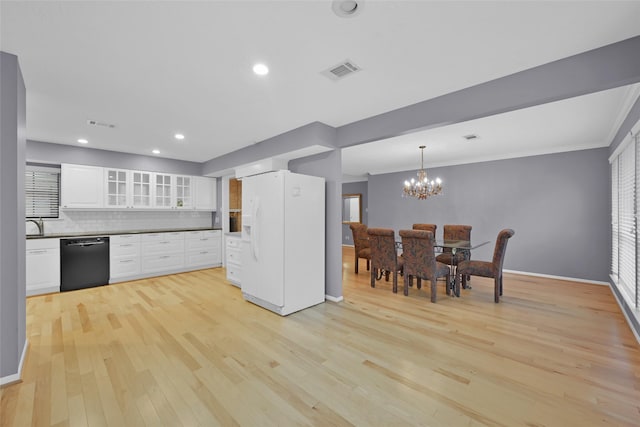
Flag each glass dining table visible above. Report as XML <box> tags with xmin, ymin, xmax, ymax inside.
<box><xmin>396</xmin><ymin>239</ymin><xmax>490</xmax><ymax>297</ymax></box>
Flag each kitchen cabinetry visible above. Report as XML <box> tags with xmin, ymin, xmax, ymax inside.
<box><xmin>62</xmin><ymin>163</ymin><xmax>216</xmax><ymax>211</ymax></box>
<box><xmin>185</xmin><ymin>230</ymin><xmax>222</xmax><ymax>268</ymax></box>
<box><xmin>225</xmin><ymin>233</ymin><xmax>241</xmax><ymax>287</ymax></box>
<box><xmin>110</xmin><ymin>234</ymin><xmax>141</xmax><ymax>279</ymax></box>
<box><xmin>61</xmin><ymin>164</ymin><xmax>104</xmax><ymax>208</ymax></box>
<box><xmin>141</xmin><ymin>232</ymin><xmax>185</xmax><ymax>273</ymax></box>
<box><xmin>194</xmin><ymin>177</ymin><xmax>217</xmax><ymax>211</ymax></box>
<box><xmin>175</xmin><ymin>175</ymin><xmax>193</xmax><ymax>209</ymax></box>
<box><xmin>26</xmin><ymin>238</ymin><xmax>60</xmax><ymax>296</ymax></box>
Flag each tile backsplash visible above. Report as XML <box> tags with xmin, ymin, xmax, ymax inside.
<box><xmin>29</xmin><ymin>210</ymin><xmax>213</xmax><ymax>235</ymax></box>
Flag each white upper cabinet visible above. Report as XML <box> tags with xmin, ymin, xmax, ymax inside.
<box><xmin>131</xmin><ymin>170</ymin><xmax>153</xmax><ymax>208</ymax></box>
<box><xmin>154</xmin><ymin>173</ymin><xmax>173</xmax><ymax>208</ymax></box>
<box><xmin>174</xmin><ymin>175</ymin><xmax>193</xmax><ymax>209</ymax></box>
<box><xmin>61</xmin><ymin>164</ymin><xmax>104</xmax><ymax>208</ymax></box>
<box><xmin>62</xmin><ymin>163</ymin><xmax>216</xmax><ymax>211</ymax></box>
<box><xmin>194</xmin><ymin>176</ymin><xmax>217</xmax><ymax>211</ymax></box>
<box><xmin>105</xmin><ymin>169</ymin><xmax>154</xmax><ymax>209</ymax></box>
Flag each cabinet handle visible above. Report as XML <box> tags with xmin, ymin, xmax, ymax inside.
<box><xmin>120</xmin><ymin>244</ymin><xmax>133</xmax><ymax>247</ymax></box>
<box><xmin>200</xmin><ymin>251</ymin><xmax>208</xmax><ymax>255</ymax></box>
<box><xmin>160</xmin><ymin>255</ymin><xmax>171</xmax><ymax>259</ymax></box>
<box><xmin>28</xmin><ymin>250</ymin><xmax>48</xmax><ymax>255</ymax></box>
<box><xmin>119</xmin><ymin>259</ymin><xmax>134</xmax><ymax>263</ymax></box>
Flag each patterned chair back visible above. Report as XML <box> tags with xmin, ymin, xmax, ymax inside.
<box><xmin>492</xmin><ymin>229</ymin><xmax>515</xmax><ymax>275</ymax></box>
<box><xmin>442</xmin><ymin>224</ymin><xmax>472</xmax><ymax>254</ymax></box>
<box><xmin>367</xmin><ymin>228</ymin><xmax>398</xmax><ymax>271</ymax></box>
<box><xmin>350</xmin><ymin>223</ymin><xmax>370</xmax><ymax>254</ymax></box>
<box><xmin>399</xmin><ymin>229</ymin><xmax>437</xmax><ymax>279</ymax></box>
<box><xmin>412</xmin><ymin>223</ymin><xmax>437</xmax><ymax>235</ymax></box>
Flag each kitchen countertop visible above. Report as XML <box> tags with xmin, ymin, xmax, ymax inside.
<box><xmin>26</xmin><ymin>227</ymin><xmax>222</xmax><ymax>240</ymax></box>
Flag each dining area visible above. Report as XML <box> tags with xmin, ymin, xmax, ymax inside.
<box><xmin>349</xmin><ymin>222</ymin><xmax>515</xmax><ymax>303</ymax></box>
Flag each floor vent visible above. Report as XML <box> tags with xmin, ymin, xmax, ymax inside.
<box><xmin>321</xmin><ymin>60</ymin><xmax>361</xmax><ymax>81</ymax></box>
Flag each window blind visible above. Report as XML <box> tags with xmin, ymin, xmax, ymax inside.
<box><xmin>25</xmin><ymin>164</ymin><xmax>60</xmax><ymax>219</ymax></box>
<box><xmin>611</xmin><ymin>158</ymin><xmax>619</xmax><ymax>279</ymax></box>
<box><xmin>618</xmin><ymin>140</ymin><xmax>635</xmax><ymax>305</ymax></box>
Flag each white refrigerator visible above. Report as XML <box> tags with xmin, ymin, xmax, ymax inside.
<box><xmin>240</xmin><ymin>170</ymin><xmax>325</xmax><ymax>316</ymax></box>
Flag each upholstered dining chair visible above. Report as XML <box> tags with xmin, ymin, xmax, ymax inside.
<box><xmin>436</xmin><ymin>224</ymin><xmax>472</xmax><ymax>287</ymax></box>
<box><xmin>412</xmin><ymin>223</ymin><xmax>437</xmax><ymax>234</ymax></box>
<box><xmin>349</xmin><ymin>223</ymin><xmax>371</xmax><ymax>274</ymax></box>
<box><xmin>455</xmin><ymin>229</ymin><xmax>515</xmax><ymax>302</ymax></box>
<box><xmin>367</xmin><ymin>228</ymin><xmax>404</xmax><ymax>293</ymax></box>
<box><xmin>399</xmin><ymin>229</ymin><xmax>450</xmax><ymax>302</ymax></box>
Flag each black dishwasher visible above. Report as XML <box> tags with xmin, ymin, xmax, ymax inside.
<box><xmin>60</xmin><ymin>237</ymin><xmax>110</xmax><ymax>292</ymax></box>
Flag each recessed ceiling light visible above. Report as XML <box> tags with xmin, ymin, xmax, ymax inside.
<box><xmin>253</xmin><ymin>63</ymin><xmax>269</xmax><ymax>76</ymax></box>
<box><xmin>332</xmin><ymin>0</ymin><xmax>363</xmax><ymax>18</ymax></box>
<box><xmin>77</xmin><ymin>138</ymin><xmax>88</xmax><ymax>144</ymax></box>
<box><xmin>152</xmin><ymin>149</ymin><xmax>160</xmax><ymax>154</ymax></box>
<box><xmin>174</xmin><ymin>133</ymin><xmax>185</xmax><ymax>140</ymax></box>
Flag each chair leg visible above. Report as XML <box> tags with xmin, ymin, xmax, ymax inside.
<box><xmin>385</xmin><ymin>271</ymin><xmax>390</xmax><ymax>282</ymax></box>
<box><xmin>494</xmin><ymin>276</ymin><xmax>500</xmax><ymax>303</ymax></box>
<box><xmin>416</xmin><ymin>277</ymin><xmax>422</xmax><ymax>290</ymax></box>
<box><xmin>499</xmin><ymin>275</ymin><xmax>503</xmax><ymax>295</ymax></box>
<box><xmin>355</xmin><ymin>255</ymin><xmax>359</xmax><ymax>274</ymax></box>
<box><xmin>403</xmin><ymin>274</ymin><xmax>409</xmax><ymax>296</ymax></box>
<box><xmin>462</xmin><ymin>273</ymin><xmax>467</xmax><ymax>289</ymax></box>
<box><xmin>371</xmin><ymin>269</ymin><xmax>376</xmax><ymax>288</ymax></box>
<box><xmin>392</xmin><ymin>271</ymin><xmax>398</xmax><ymax>293</ymax></box>
<box><xmin>366</xmin><ymin>259</ymin><xmax>370</xmax><ymax>271</ymax></box>
<box><xmin>430</xmin><ymin>279</ymin><xmax>437</xmax><ymax>303</ymax></box>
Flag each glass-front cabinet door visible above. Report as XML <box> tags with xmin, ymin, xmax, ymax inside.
<box><xmin>131</xmin><ymin>171</ymin><xmax>152</xmax><ymax>208</ymax></box>
<box><xmin>105</xmin><ymin>168</ymin><xmax>129</xmax><ymax>208</ymax></box>
<box><xmin>155</xmin><ymin>173</ymin><xmax>173</xmax><ymax>208</ymax></box>
<box><xmin>175</xmin><ymin>175</ymin><xmax>192</xmax><ymax>209</ymax></box>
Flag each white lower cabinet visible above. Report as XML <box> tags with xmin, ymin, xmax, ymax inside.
<box><xmin>26</xmin><ymin>238</ymin><xmax>60</xmax><ymax>296</ymax></box>
<box><xmin>225</xmin><ymin>234</ymin><xmax>241</xmax><ymax>287</ymax></box>
<box><xmin>185</xmin><ymin>230</ymin><xmax>222</xmax><ymax>268</ymax></box>
<box><xmin>110</xmin><ymin>234</ymin><xmax>141</xmax><ymax>279</ymax></box>
<box><xmin>141</xmin><ymin>232</ymin><xmax>185</xmax><ymax>274</ymax></box>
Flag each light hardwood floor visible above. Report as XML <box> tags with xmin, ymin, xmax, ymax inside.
<box><xmin>2</xmin><ymin>246</ymin><xmax>640</xmax><ymax>426</ymax></box>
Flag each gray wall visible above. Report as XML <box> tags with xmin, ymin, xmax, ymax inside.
<box><xmin>290</xmin><ymin>149</ymin><xmax>343</xmax><ymax>299</ymax></box>
<box><xmin>368</xmin><ymin>148</ymin><xmax>610</xmax><ymax>282</ymax></box>
<box><xmin>342</xmin><ymin>181</ymin><xmax>368</xmax><ymax>245</ymax></box>
<box><xmin>27</xmin><ymin>140</ymin><xmax>203</xmax><ymax>175</ymax></box>
<box><xmin>0</xmin><ymin>52</ymin><xmax>26</xmax><ymax>380</ymax></box>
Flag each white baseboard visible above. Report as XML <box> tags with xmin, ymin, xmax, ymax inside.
<box><xmin>342</xmin><ymin>244</ymin><xmax>355</xmax><ymax>248</ymax></box>
<box><xmin>608</xmin><ymin>275</ymin><xmax>640</xmax><ymax>345</ymax></box>
<box><xmin>503</xmin><ymin>269</ymin><xmax>609</xmax><ymax>286</ymax></box>
<box><xmin>0</xmin><ymin>339</ymin><xmax>29</xmax><ymax>387</ymax></box>
<box><xmin>325</xmin><ymin>294</ymin><xmax>344</xmax><ymax>303</ymax></box>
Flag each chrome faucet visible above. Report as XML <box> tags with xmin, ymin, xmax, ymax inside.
<box><xmin>26</xmin><ymin>218</ymin><xmax>44</xmax><ymax>236</ymax></box>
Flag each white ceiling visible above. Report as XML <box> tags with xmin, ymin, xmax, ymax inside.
<box><xmin>2</xmin><ymin>1</ymin><xmax>640</xmax><ymax>175</ymax></box>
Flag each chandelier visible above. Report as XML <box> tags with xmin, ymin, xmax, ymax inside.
<box><xmin>403</xmin><ymin>145</ymin><xmax>443</xmax><ymax>200</ymax></box>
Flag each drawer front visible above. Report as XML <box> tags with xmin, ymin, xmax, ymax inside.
<box><xmin>26</xmin><ymin>238</ymin><xmax>60</xmax><ymax>250</ymax></box>
<box><xmin>185</xmin><ymin>250</ymin><xmax>218</xmax><ymax>268</ymax></box>
<box><xmin>226</xmin><ymin>236</ymin><xmax>241</xmax><ymax>249</ymax></box>
<box><xmin>184</xmin><ymin>230</ymin><xmax>203</xmax><ymax>239</ymax></box>
<box><xmin>141</xmin><ymin>239</ymin><xmax>185</xmax><ymax>256</ymax></box>
<box><xmin>110</xmin><ymin>234</ymin><xmax>141</xmax><ymax>245</ymax></box>
<box><xmin>226</xmin><ymin>247</ymin><xmax>241</xmax><ymax>265</ymax></box>
<box><xmin>185</xmin><ymin>236</ymin><xmax>220</xmax><ymax>251</ymax></box>
<box><xmin>141</xmin><ymin>232</ymin><xmax>184</xmax><ymax>243</ymax></box>
<box><xmin>111</xmin><ymin>241</ymin><xmax>140</xmax><ymax>257</ymax></box>
<box><xmin>110</xmin><ymin>256</ymin><xmax>141</xmax><ymax>278</ymax></box>
<box><xmin>226</xmin><ymin>263</ymin><xmax>241</xmax><ymax>285</ymax></box>
<box><xmin>142</xmin><ymin>253</ymin><xmax>185</xmax><ymax>273</ymax></box>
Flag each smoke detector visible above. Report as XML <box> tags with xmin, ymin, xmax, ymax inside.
<box><xmin>332</xmin><ymin>0</ymin><xmax>363</xmax><ymax>18</ymax></box>
<box><xmin>321</xmin><ymin>59</ymin><xmax>361</xmax><ymax>81</ymax></box>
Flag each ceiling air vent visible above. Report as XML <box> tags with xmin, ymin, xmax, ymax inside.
<box><xmin>87</xmin><ymin>119</ymin><xmax>116</xmax><ymax>129</ymax></box>
<box><xmin>321</xmin><ymin>60</ymin><xmax>361</xmax><ymax>81</ymax></box>
<box><xmin>463</xmin><ymin>134</ymin><xmax>479</xmax><ymax>141</ymax></box>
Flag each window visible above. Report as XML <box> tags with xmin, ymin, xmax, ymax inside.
<box><xmin>25</xmin><ymin>164</ymin><xmax>60</xmax><ymax>218</ymax></box>
<box><xmin>610</xmin><ymin>125</ymin><xmax>640</xmax><ymax>309</ymax></box>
